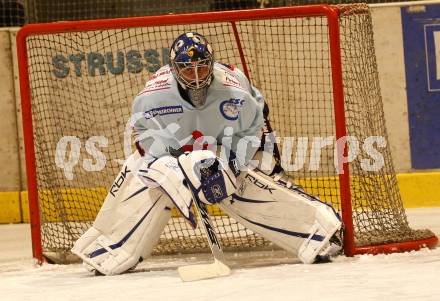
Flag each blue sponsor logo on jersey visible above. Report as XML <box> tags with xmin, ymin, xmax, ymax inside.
<box><xmin>220</xmin><ymin>98</ymin><xmax>245</xmax><ymax>120</ymax></box>
<box><xmin>144</xmin><ymin>105</ymin><xmax>183</xmax><ymax>119</ymax></box>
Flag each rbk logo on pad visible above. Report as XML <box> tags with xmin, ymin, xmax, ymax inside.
<box><xmin>245</xmin><ymin>174</ymin><xmax>275</xmax><ymax>194</ymax></box>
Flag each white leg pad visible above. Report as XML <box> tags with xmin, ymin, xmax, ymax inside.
<box><xmin>72</xmin><ymin>153</ymin><xmax>174</xmax><ymax>275</ymax></box>
<box><xmin>72</xmin><ymin>191</ymin><xmax>171</xmax><ymax>275</ymax></box>
<box><xmin>297</xmin><ymin>204</ymin><xmax>342</xmax><ymax>263</ymax></box>
<box><xmin>219</xmin><ymin>169</ymin><xmax>342</xmax><ymax>263</ymax></box>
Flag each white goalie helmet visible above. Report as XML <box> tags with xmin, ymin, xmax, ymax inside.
<box><xmin>169</xmin><ymin>32</ymin><xmax>214</xmax><ymax>107</ymax></box>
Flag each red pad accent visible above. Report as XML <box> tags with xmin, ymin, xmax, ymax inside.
<box><xmin>135</xmin><ymin>141</ymin><xmax>145</xmax><ymax>156</ymax></box>
<box><xmin>192</xmin><ymin>130</ymin><xmax>203</xmax><ymax>140</ymax></box>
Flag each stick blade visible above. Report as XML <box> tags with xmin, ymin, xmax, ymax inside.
<box><xmin>178</xmin><ymin>259</ymin><xmax>231</xmax><ymax>282</ymax></box>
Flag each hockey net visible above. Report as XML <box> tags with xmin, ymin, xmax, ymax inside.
<box><xmin>17</xmin><ymin>5</ymin><xmax>438</xmax><ymax>263</ymax></box>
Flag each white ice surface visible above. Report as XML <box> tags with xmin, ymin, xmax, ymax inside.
<box><xmin>0</xmin><ymin>208</ymin><xmax>439</xmax><ymax>301</ymax></box>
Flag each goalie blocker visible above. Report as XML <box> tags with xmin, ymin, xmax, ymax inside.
<box><xmin>72</xmin><ymin>150</ymin><xmax>342</xmax><ymax>275</ymax></box>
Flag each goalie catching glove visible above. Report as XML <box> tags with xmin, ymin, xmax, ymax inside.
<box><xmin>177</xmin><ymin>150</ymin><xmax>237</xmax><ymax>204</ymax></box>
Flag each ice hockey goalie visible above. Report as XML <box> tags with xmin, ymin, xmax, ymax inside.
<box><xmin>71</xmin><ymin>31</ymin><xmax>343</xmax><ymax>276</ymax></box>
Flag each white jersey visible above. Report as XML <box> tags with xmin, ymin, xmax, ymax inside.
<box><xmin>132</xmin><ymin>62</ymin><xmax>265</xmax><ymax>164</ymax></box>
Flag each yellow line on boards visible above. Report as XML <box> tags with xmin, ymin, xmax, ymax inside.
<box><xmin>0</xmin><ymin>172</ymin><xmax>439</xmax><ymax>223</ymax></box>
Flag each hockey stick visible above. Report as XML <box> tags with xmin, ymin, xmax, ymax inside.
<box><xmin>177</xmin><ymin>196</ymin><xmax>231</xmax><ymax>281</ymax></box>
<box><xmin>262</xmin><ymin>102</ymin><xmax>284</xmax><ymax>174</ymax></box>
<box><xmin>170</xmin><ymin>148</ymin><xmax>231</xmax><ymax>281</ymax></box>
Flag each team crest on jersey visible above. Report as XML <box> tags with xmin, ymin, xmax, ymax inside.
<box><xmin>220</xmin><ymin>98</ymin><xmax>245</xmax><ymax>121</ymax></box>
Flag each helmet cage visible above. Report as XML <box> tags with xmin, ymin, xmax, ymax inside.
<box><xmin>169</xmin><ymin>32</ymin><xmax>214</xmax><ymax>91</ymax></box>
<box><xmin>172</xmin><ymin>57</ymin><xmax>213</xmax><ymax>90</ymax></box>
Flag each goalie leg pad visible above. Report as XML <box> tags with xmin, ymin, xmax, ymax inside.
<box><xmin>296</xmin><ymin>204</ymin><xmax>343</xmax><ymax>263</ymax></box>
<box><xmin>72</xmin><ymin>188</ymin><xmax>172</xmax><ymax>275</ymax></box>
<box><xmin>138</xmin><ymin>155</ymin><xmax>196</xmax><ymax>225</ymax></box>
<box><xmin>72</xmin><ymin>153</ymin><xmax>174</xmax><ymax>275</ymax></box>
<box><xmin>219</xmin><ymin>169</ymin><xmax>342</xmax><ymax>264</ymax></box>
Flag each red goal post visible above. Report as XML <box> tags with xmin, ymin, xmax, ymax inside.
<box><xmin>17</xmin><ymin>5</ymin><xmax>438</xmax><ymax>263</ymax></box>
